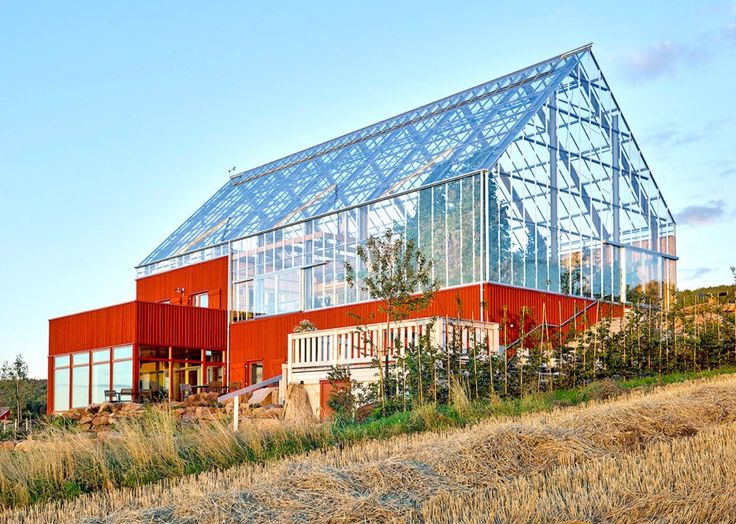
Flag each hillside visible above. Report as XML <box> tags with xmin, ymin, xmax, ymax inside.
<box><xmin>7</xmin><ymin>373</ymin><xmax>736</xmax><ymax>523</ymax></box>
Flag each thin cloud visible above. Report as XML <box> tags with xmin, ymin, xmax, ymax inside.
<box><xmin>685</xmin><ymin>267</ymin><xmax>715</xmax><ymax>279</ymax></box>
<box><xmin>621</xmin><ymin>41</ymin><xmax>700</xmax><ymax>82</ymax></box>
<box><xmin>719</xmin><ymin>166</ymin><xmax>736</xmax><ymax>178</ymax></box>
<box><xmin>643</xmin><ymin>119</ymin><xmax>732</xmax><ymax>148</ymax></box>
<box><xmin>620</xmin><ymin>11</ymin><xmax>735</xmax><ymax>82</ymax></box>
<box><xmin>675</xmin><ymin>200</ymin><xmax>731</xmax><ymax>225</ymax></box>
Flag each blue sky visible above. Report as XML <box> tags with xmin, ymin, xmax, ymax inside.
<box><xmin>1</xmin><ymin>1</ymin><xmax>735</xmax><ymax>377</ymax></box>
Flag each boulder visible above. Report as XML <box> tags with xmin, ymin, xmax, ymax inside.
<box><xmin>91</xmin><ymin>414</ymin><xmax>109</xmax><ymax>427</ymax></box>
<box><xmin>248</xmin><ymin>387</ymin><xmax>277</xmax><ymax>406</ymax></box>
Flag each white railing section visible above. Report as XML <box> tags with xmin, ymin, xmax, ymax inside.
<box><xmin>287</xmin><ymin>317</ymin><xmax>499</xmax><ymax>379</ymax></box>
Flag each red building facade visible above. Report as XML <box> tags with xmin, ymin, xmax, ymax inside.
<box><xmin>48</xmin><ymin>46</ymin><xmax>671</xmax><ymax>412</ymax></box>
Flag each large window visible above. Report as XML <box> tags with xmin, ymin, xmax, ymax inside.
<box><xmin>53</xmin><ymin>356</ymin><xmax>70</xmax><ymax>412</ymax></box>
<box><xmin>53</xmin><ymin>344</ymin><xmax>133</xmax><ymax>411</ymax></box>
<box><xmin>72</xmin><ymin>352</ymin><xmax>90</xmax><ymax>408</ymax></box>
<box><xmin>231</xmin><ymin>173</ymin><xmax>484</xmax><ymax>321</ymax></box>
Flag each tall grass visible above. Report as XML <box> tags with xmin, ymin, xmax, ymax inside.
<box><xmin>416</xmin><ymin>422</ymin><xmax>736</xmax><ymax>523</ymax></box>
<box><xmin>0</xmin><ymin>367</ymin><xmax>733</xmax><ymax>513</ymax></box>
<box><xmin>5</xmin><ymin>373</ymin><xmax>736</xmax><ymax>523</ymax></box>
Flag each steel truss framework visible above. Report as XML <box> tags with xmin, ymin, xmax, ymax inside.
<box><xmin>138</xmin><ymin>46</ymin><xmax>676</xmax><ymax>309</ymax></box>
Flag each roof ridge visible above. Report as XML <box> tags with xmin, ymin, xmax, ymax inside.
<box><xmin>230</xmin><ymin>44</ymin><xmax>593</xmax><ymax>187</ymax></box>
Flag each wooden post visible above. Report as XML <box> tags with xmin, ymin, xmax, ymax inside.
<box><xmin>233</xmin><ymin>395</ymin><xmax>239</xmax><ymax>432</ymax></box>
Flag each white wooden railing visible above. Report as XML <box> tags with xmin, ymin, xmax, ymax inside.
<box><xmin>287</xmin><ymin>317</ymin><xmax>499</xmax><ymax>380</ymax></box>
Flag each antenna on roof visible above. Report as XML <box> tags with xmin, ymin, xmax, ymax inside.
<box><xmin>227</xmin><ymin>166</ymin><xmax>239</xmax><ymax>178</ymax></box>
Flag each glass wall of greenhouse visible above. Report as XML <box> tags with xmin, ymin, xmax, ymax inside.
<box><xmin>230</xmin><ymin>173</ymin><xmax>484</xmax><ymax>320</ymax></box>
<box><xmin>137</xmin><ymin>48</ymin><xmax>677</xmax><ymax>315</ymax></box>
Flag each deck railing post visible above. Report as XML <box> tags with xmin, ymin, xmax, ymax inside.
<box><xmin>233</xmin><ymin>395</ymin><xmax>239</xmax><ymax>432</ymax></box>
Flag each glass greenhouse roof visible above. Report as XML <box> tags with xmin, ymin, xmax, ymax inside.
<box><xmin>140</xmin><ymin>45</ymin><xmax>593</xmax><ymax>267</ymax></box>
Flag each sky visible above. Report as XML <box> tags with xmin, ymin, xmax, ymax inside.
<box><xmin>1</xmin><ymin>1</ymin><xmax>735</xmax><ymax>378</ymax></box>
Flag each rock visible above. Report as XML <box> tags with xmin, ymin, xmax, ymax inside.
<box><xmin>91</xmin><ymin>414</ymin><xmax>109</xmax><ymax>427</ymax></box>
<box><xmin>87</xmin><ymin>404</ymin><xmax>101</xmax><ymax>414</ymax></box>
<box><xmin>77</xmin><ymin>423</ymin><xmax>92</xmax><ymax>431</ymax></box>
<box><xmin>79</xmin><ymin>414</ymin><xmax>94</xmax><ymax>425</ymax></box>
<box><xmin>98</xmin><ymin>402</ymin><xmax>113</xmax><ymax>413</ymax></box>
<box><xmin>204</xmin><ymin>392</ymin><xmax>219</xmax><ymax>403</ymax></box>
<box><xmin>248</xmin><ymin>387</ymin><xmax>277</xmax><ymax>407</ymax></box>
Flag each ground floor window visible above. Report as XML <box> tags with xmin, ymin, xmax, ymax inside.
<box><xmin>248</xmin><ymin>361</ymin><xmax>263</xmax><ymax>386</ymax></box>
<box><xmin>51</xmin><ymin>344</ymin><xmax>133</xmax><ymax>411</ymax></box>
<box><xmin>138</xmin><ymin>346</ymin><xmax>225</xmax><ymax>401</ymax></box>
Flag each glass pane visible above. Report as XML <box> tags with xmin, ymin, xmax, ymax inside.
<box><xmin>72</xmin><ymin>365</ymin><xmax>89</xmax><ymax>408</ymax></box>
<box><xmin>112</xmin><ymin>360</ymin><xmax>133</xmax><ymax>391</ymax></box>
<box><xmin>92</xmin><ymin>363</ymin><xmax>110</xmax><ymax>404</ymax></box>
<box><xmin>55</xmin><ymin>355</ymin><xmax>70</xmax><ymax>368</ymax></box>
<box><xmin>139</xmin><ymin>361</ymin><xmax>169</xmax><ymax>399</ymax></box>
<box><xmin>206</xmin><ymin>366</ymin><xmax>223</xmax><ymax>385</ymax></box>
<box><xmin>277</xmin><ymin>269</ymin><xmax>301</xmax><ymax>314</ymax></box>
<box><xmin>172</xmin><ymin>348</ymin><xmax>202</xmax><ymax>361</ymax></box>
<box><xmin>73</xmin><ymin>352</ymin><xmax>89</xmax><ymax>366</ymax></box>
<box><xmin>113</xmin><ymin>345</ymin><xmax>133</xmax><ymax>360</ymax></box>
<box><xmin>205</xmin><ymin>350</ymin><xmax>223</xmax><ymax>363</ymax></box>
<box><xmin>92</xmin><ymin>348</ymin><xmax>110</xmax><ymax>363</ymax></box>
<box><xmin>140</xmin><ymin>346</ymin><xmax>168</xmax><ymax>359</ymax></box>
<box><xmin>53</xmin><ymin>367</ymin><xmax>70</xmax><ymax>411</ymax></box>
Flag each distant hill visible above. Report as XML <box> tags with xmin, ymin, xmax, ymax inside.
<box><xmin>677</xmin><ymin>283</ymin><xmax>735</xmax><ymax>307</ymax></box>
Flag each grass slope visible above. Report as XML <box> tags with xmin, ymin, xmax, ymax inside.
<box><xmin>5</xmin><ymin>372</ymin><xmax>736</xmax><ymax>523</ymax></box>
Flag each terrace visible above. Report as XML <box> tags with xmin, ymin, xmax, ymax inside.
<box><xmin>285</xmin><ymin>317</ymin><xmax>500</xmax><ymax>415</ymax></box>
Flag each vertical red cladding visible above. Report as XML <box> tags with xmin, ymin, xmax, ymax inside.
<box><xmin>229</xmin><ymin>282</ymin><xmax>623</xmax><ymax>385</ymax></box>
<box><xmin>48</xmin><ymin>302</ymin><xmax>137</xmax><ymax>413</ymax></box>
<box><xmin>135</xmin><ymin>257</ymin><xmax>229</xmax><ymax>309</ymax></box>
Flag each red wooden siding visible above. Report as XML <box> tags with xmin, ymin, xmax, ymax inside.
<box><xmin>229</xmin><ymin>283</ymin><xmax>623</xmax><ymax>384</ymax></box>
<box><xmin>48</xmin><ymin>301</ymin><xmax>227</xmax><ymax>412</ymax></box>
<box><xmin>135</xmin><ymin>257</ymin><xmax>229</xmax><ymax>309</ymax></box>
<box><xmin>49</xmin><ymin>302</ymin><xmax>137</xmax><ymax>355</ymax></box>
<box><xmin>229</xmin><ymin>284</ymin><xmax>483</xmax><ymax>384</ymax></box>
<box><xmin>136</xmin><ymin>301</ymin><xmax>226</xmax><ymax>350</ymax></box>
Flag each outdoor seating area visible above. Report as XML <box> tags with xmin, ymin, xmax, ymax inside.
<box><xmin>100</xmin><ymin>382</ymin><xmax>236</xmax><ymax>405</ymax></box>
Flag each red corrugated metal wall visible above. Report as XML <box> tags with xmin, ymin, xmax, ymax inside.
<box><xmin>229</xmin><ymin>283</ymin><xmax>624</xmax><ymax>385</ymax></box>
<box><xmin>48</xmin><ymin>301</ymin><xmax>227</xmax><ymax>411</ymax></box>
<box><xmin>135</xmin><ymin>257</ymin><xmax>229</xmax><ymax>309</ymax></box>
<box><xmin>49</xmin><ymin>302</ymin><xmax>137</xmax><ymax>355</ymax></box>
<box><xmin>229</xmin><ymin>285</ymin><xmax>483</xmax><ymax>385</ymax></box>
<box><xmin>136</xmin><ymin>301</ymin><xmax>226</xmax><ymax>350</ymax></box>
<box><xmin>483</xmin><ymin>283</ymin><xmax>623</xmax><ymax>343</ymax></box>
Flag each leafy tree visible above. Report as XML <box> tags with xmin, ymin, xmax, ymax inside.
<box><xmin>345</xmin><ymin>229</ymin><xmax>437</xmax><ymax>410</ymax></box>
<box><xmin>326</xmin><ymin>366</ymin><xmax>356</xmax><ymax>422</ymax></box>
<box><xmin>0</xmin><ymin>355</ymin><xmax>32</xmax><ymax>424</ymax></box>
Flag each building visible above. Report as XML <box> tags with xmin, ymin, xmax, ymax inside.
<box><xmin>48</xmin><ymin>45</ymin><xmax>676</xmax><ymax>413</ymax></box>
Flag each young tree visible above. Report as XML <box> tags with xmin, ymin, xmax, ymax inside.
<box><xmin>345</xmin><ymin>229</ymin><xmax>437</xmax><ymax>409</ymax></box>
<box><xmin>0</xmin><ymin>355</ymin><xmax>31</xmax><ymax>424</ymax></box>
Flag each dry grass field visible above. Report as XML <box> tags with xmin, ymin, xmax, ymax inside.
<box><xmin>5</xmin><ymin>373</ymin><xmax>736</xmax><ymax>523</ymax></box>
